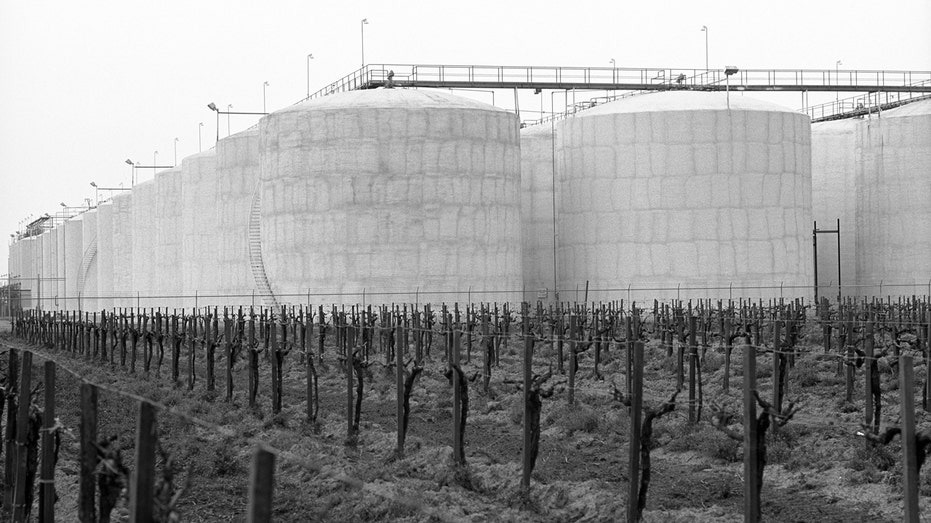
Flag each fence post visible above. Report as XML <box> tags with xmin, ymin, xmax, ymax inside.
<box><xmin>129</xmin><ymin>401</ymin><xmax>157</xmax><ymax>523</ymax></box>
<box><xmin>39</xmin><ymin>360</ymin><xmax>56</xmax><ymax>523</ymax></box>
<box><xmin>521</xmin><ymin>303</ymin><xmax>532</xmax><ymax>489</ymax></box>
<box><xmin>743</xmin><ymin>340</ymin><xmax>760</xmax><ymax>522</ymax></box>
<box><xmin>3</xmin><ymin>347</ymin><xmax>18</xmax><ymax>511</ymax></box>
<box><xmin>395</xmin><ymin>313</ymin><xmax>405</xmax><ymax>455</ymax></box>
<box><xmin>246</xmin><ymin>447</ymin><xmax>275</xmax><ymax>523</ymax></box>
<box><xmin>899</xmin><ymin>355</ymin><xmax>920</xmax><ymax>522</ymax></box>
<box><xmin>79</xmin><ymin>383</ymin><xmax>98</xmax><ymax>523</ymax></box>
<box><xmin>12</xmin><ymin>351</ymin><xmax>33</xmax><ymax>522</ymax></box>
<box><xmin>627</xmin><ymin>341</ymin><xmax>643</xmax><ymax>523</ymax></box>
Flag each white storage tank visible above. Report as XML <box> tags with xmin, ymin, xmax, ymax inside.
<box><xmin>81</xmin><ymin>210</ymin><xmax>99</xmax><ymax>311</ymax></box>
<box><xmin>56</xmin><ymin>225</ymin><xmax>66</xmax><ymax>309</ymax></box>
<box><xmin>181</xmin><ymin>150</ymin><xmax>217</xmax><ymax>307</ymax></box>
<box><xmin>155</xmin><ymin>168</ymin><xmax>183</xmax><ymax>303</ymax></box>
<box><xmin>96</xmin><ymin>202</ymin><xmax>113</xmax><ymax>311</ymax></box>
<box><xmin>216</xmin><ymin>129</ymin><xmax>260</xmax><ymax>306</ymax></box>
<box><xmin>259</xmin><ymin>88</ymin><xmax>522</xmax><ymax>305</ymax></box>
<box><xmin>111</xmin><ymin>192</ymin><xmax>133</xmax><ymax>308</ymax></box>
<box><xmin>40</xmin><ymin>230</ymin><xmax>57</xmax><ymax>310</ymax></box>
<box><xmin>64</xmin><ymin>217</ymin><xmax>84</xmax><ymax>311</ymax></box>
<box><xmin>131</xmin><ymin>180</ymin><xmax>155</xmax><ymax>307</ymax></box>
<box><xmin>520</xmin><ymin>123</ymin><xmax>557</xmax><ymax>302</ymax></box>
<box><xmin>811</xmin><ymin>119</ymin><xmax>858</xmax><ymax>300</ymax></box>
<box><xmin>556</xmin><ymin>91</ymin><xmax>813</xmax><ymax>302</ymax></box>
<box><xmin>856</xmin><ymin>99</ymin><xmax>931</xmax><ymax>295</ymax></box>
<box><xmin>7</xmin><ymin>240</ymin><xmax>22</xmax><ymax>309</ymax></box>
<box><xmin>20</xmin><ymin>237</ymin><xmax>36</xmax><ymax>309</ymax></box>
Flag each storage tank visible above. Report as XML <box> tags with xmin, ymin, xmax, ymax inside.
<box><xmin>64</xmin><ymin>217</ymin><xmax>84</xmax><ymax>311</ymax></box>
<box><xmin>217</xmin><ymin>128</ymin><xmax>260</xmax><ymax>306</ymax></box>
<box><xmin>111</xmin><ymin>192</ymin><xmax>133</xmax><ymax>308</ymax></box>
<box><xmin>96</xmin><ymin>202</ymin><xmax>113</xmax><ymax>311</ymax></box>
<box><xmin>81</xmin><ymin>210</ymin><xmax>99</xmax><ymax>311</ymax></box>
<box><xmin>40</xmin><ymin>230</ymin><xmax>57</xmax><ymax>310</ymax></box>
<box><xmin>811</xmin><ymin>119</ymin><xmax>857</xmax><ymax>301</ymax></box>
<box><xmin>556</xmin><ymin>91</ymin><xmax>813</xmax><ymax>302</ymax></box>
<box><xmin>520</xmin><ymin>123</ymin><xmax>557</xmax><ymax>302</ymax></box>
<box><xmin>181</xmin><ymin>150</ymin><xmax>217</xmax><ymax>307</ymax></box>
<box><xmin>131</xmin><ymin>180</ymin><xmax>155</xmax><ymax>306</ymax></box>
<box><xmin>7</xmin><ymin>240</ymin><xmax>22</xmax><ymax>310</ymax></box>
<box><xmin>155</xmin><ymin>168</ymin><xmax>183</xmax><ymax>303</ymax></box>
<box><xmin>20</xmin><ymin>237</ymin><xmax>36</xmax><ymax>309</ymax></box>
<box><xmin>56</xmin><ymin>224</ymin><xmax>66</xmax><ymax>309</ymax></box>
<box><xmin>259</xmin><ymin>88</ymin><xmax>522</xmax><ymax>305</ymax></box>
<box><xmin>856</xmin><ymin>99</ymin><xmax>931</xmax><ymax>295</ymax></box>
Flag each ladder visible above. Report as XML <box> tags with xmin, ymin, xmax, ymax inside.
<box><xmin>248</xmin><ymin>185</ymin><xmax>278</xmax><ymax>307</ymax></box>
<box><xmin>77</xmin><ymin>235</ymin><xmax>97</xmax><ymax>294</ymax></box>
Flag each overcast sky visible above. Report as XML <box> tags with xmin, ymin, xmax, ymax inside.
<box><xmin>1</xmin><ymin>0</ymin><xmax>929</xmax><ymax>276</ymax></box>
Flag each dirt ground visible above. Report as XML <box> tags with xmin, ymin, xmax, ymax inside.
<box><xmin>0</xmin><ymin>316</ymin><xmax>929</xmax><ymax>522</ymax></box>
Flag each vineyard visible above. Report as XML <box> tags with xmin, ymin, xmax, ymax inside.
<box><xmin>1</xmin><ymin>297</ymin><xmax>931</xmax><ymax>522</ymax></box>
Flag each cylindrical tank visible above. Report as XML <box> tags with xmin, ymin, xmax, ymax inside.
<box><xmin>40</xmin><ymin>230</ymin><xmax>57</xmax><ymax>310</ymax></box>
<box><xmin>56</xmin><ymin>224</ymin><xmax>66</xmax><ymax>308</ymax></box>
<box><xmin>7</xmin><ymin>240</ymin><xmax>22</xmax><ymax>310</ymax></box>
<box><xmin>856</xmin><ymin>99</ymin><xmax>931</xmax><ymax>295</ymax></box>
<box><xmin>181</xmin><ymin>150</ymin><xmax>218</xmax><ymax>308</ymax></box>
<box><xmin>131</xmin><ymin>180</ymin><xmax>155</xmax><ymax>306</ymax></box>
<box><xmin>96</xmin><ymin>202</ymin><xmax>113</xmax><ymax>311</ymax></box>
<box><xmin>811</xmin><ymin>119</ymin><xmax>857</xmax><ymax>300</ymax></box>
<box><xmin>556</xmin><ymin>91</ymin><xmax>813</xmax><ymax>302</ymax></box>
<box><xmin>155</xmin><ymin>168</ymin><xmax>183</xmax><ymax>303</ymax></box>
<box><xmin>217</xmin><ymin>128</ymin><xmax>260</xmax><ymax>306</ymax></box>
<box><xmin>259</xmin><ymin>89</ymin><xmax>522</xmax><ymax>305</ymax></box>
<box><xmin>111</xmin><ymin>192</ymin><xmax>133</xmax><ymax>308</ymax></box>
<box><xmin>21</xmin><ymin>237</ymin><xmax>36</xmax><ymax>309</ymax></box>
<box><xmin>81</xmin><ymin>210</ymin><xmax>99</xmax><ymax>312</ymax></box>
<box><xmin>520</xmin><ymin>123</ymin><xmax>557</xmax><ymax>303</ymax></box>
<box><xmin>64</xmin><ymin>217</ymin><xmax>84</xmax><ymax>311</ymax></box>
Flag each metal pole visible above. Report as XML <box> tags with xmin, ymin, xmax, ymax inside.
<box><xmin>836</xmin><ymin>218</ymin><xmax>842</xmax><ymax>303</ymax></box>
<box><xmin>263</xmin><ymin>81</ymin><xmax>268</xmax><ymax>114</ymax></box>
<box><xmin>703</xmin><ymin>26</ymin><xmax>709</xmax><ymax>72</ymax></box>
<box><xmin>199</xmin><ymin>122</ymin><xmax>203</xmax><ymax>152</ymax></box>
<box><xmin>306</xmin><ymin>54</ymin><xmax>314</xmax><ymax>98</ymax></box>
<box><xmin>173</xmin><ymin>137</ymin><xmax>178</xmax><ymax>166</ymax></box>
<box><xmin>361</xmin><ymin>19</ymin><xmax>368</xmax><ymax>67</ymax></box>
<box><xmin>550</xmin><ymin>92</ymin><xmax>559</xmax><ymax>302</ymax></box>
<box><xmin>812</xmin><ymin>221</ymin><xmax>819</xmax><ymax>310</ymax></box>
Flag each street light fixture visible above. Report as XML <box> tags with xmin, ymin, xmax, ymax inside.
<box><xmin>208</xmin><ymin>102</ymin><xmax>220</xmax><ymax>142</ymax></box>
<box><xmin>306</xmin><ymin>53</ymin><xmax>314</xmax><ymax>98</ymax></box>
<box><xmin>174</xmin><ymin>137</ymin><xmax>179</xmax><ymax>165</ymax></box>
<box><xmin>198</xmin><ymin>122</ymin><xmax>204</xmax><ymax>152</ymax></box>
<box><xmin>227</xmin><ymin>104</ymin><xmax>233</xmax><ymax>136</ymax></box>
<box><xmin>263</xmin><ymin>81</ymin><xmax>269</xmax><ymax>113</ymax></box>
<box><xmin>701</xmin><ymin>26</ymin><xmax>709</xmax><ymax>74</ymax></box>
<box><xmin>125</xmin><ymin>159</ymin><xmax>136</xmax><ymax>186</ymax></box>
<box><xmin>206</xmin><ymin>103</ymin><xmax>269</xmax><ymax>143</ymax></box>
<box><xmin>361</xmin><ymin>18</ymin><xmax>369</xmax><ymax>67</ymax></box>
<box><xmin>724</xmin><ymin>66</ymin><xmax>739</xmax><ymax>108</ymax></box>
<box><xmin>835</xmin><ymin>60</ymin><xmax>842</xmax><ymax>104</ymax></box>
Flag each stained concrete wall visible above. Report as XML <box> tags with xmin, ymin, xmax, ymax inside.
<box><xmin>81</xmin><ymin>210</ymin><xmax>98</xmax><ymax>311</ymax></box>
<box><xmin>557</xmin><ymin>91</ymin><xmax>813</xmax><ymax>302</ymax></box>
<box><xmin>520</xmin><ymin>124</ymin><xmax>557</xmax><ymax>302</ymax></box>
<box><xmin>155</xmin><ymin>168</ymin><xmax>183</xmax><ymax>301</ymax></box>
<box><xmin>811</xmin><ymin>119</ymin><xmax>857</xmax><ymax>300</ymax></box>
<box><xmin>181</xmin><ymin>151</ymin><xmax>217</xmax><ymax>307</ymax></box>
<box><xmin>64</xmin><ymin>218</ymin><xmax>83</xmax><ymax>310</ymax></box>
<box><xmin>56</xmin><ymin>225</ymin><xmax>66</xmax><ymax>308</ymax></box>
<box><xmin>856</xmin><ymin>99</ymin><xmax>931</xmax><ymax>295</ymax></box>
<box><xmin>21</xmin><ymin>237</ymin><xmax>36</xmax><ymax>309</ymax></box>
<box><xmin>7</xmin><ymin>240</ymin><xmax>22</xmax><ymax>308</ymax></box>
<box><xmin>96</xmin><ymin>202</ymin><xmax>113</xmax><ymax>311</ymax></box>
<box><xmin>111</xmin><ymin>192</ymin><xmax>133</xmax><ymax>307</ymax></box>
<box><xmin>131</xmin><ymin>181</ymin><xmax>155</xmax><ymax>306</ymax></box>
<box><xmin>40</xmin><ymin>231</ymin><xmax>57</xmax><ymax>309</ymax></box>
<box><xmin>217</xmin><ymin>129</ymin><xmax>260</xmax><ymax>305</ymax></box>
<box><xmin>259</xmin><ymin>89</ymin><xmax>522</xmax><ymax>305</ymax></box>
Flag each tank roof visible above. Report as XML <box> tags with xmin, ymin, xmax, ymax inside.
<box><xmin>882</xmin><ymin>97</ymin><xmax>931</xmax><ymax>118</ymax></box>
<box><xmin>812</xmin><ymin>118</ymin><xmax>858</xmax><ymax>133</ymax></box>
<box><xmin>578</xmin><ymin>91</ymin><xmax>798</xmax><ymax>118</ymax></box>
<box><xmin>278</xmin><ymin>88</ymin><xmax>511</xmax><ymax>115</ymax></box>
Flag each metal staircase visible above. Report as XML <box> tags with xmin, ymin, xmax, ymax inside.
<box><xmin>77</xmin><ymin>235</ymin><xmax>97</xmax><ymax>294</ymax></box>
<box><xmin>248</xmin><ymin>184</ymin><xmax>278</xmax><ymax>307</ymax></box>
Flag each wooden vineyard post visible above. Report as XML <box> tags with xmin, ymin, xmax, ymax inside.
<box><xmin>346</xmin><ymin>334</ymin><xmax>354</xmax><ymax>441</ymax></box>
<box><xmin>452</xmin><ymin>327</ymin><xmax>464</xmax><ymax>465</ymax></box>
<box><xmin>247</xmin><ymin>447</ymin><xmax>275</xmax><ymax>523</ymax></box>
<box><xmin>396</xmin><ymin>313</ymin><xmax>405</xmax><ymax>455</ymax></box>
<box><xmin>864</xmin><ymin>321</ymin><xmax>876</xmax><ymax>432</ymax></box>
<box><xmin>568</xmin><ymin>314</ymin><xmax>577</xmax><ymax>406</ymax></box>
<box><xmin>521</xmin><ymin>303</ymin><xmax>532</xmax><ymax>490</ymax></box>
<box><xmin>224</xmin><ymin>309</ymin><xmax>233</xmax><ymax>402</ymax></box>
<box><xmin>926</xmin><ymin>309</ymin><xmax>931</xmax><ymax>413</ymax></box>
<box><xmin>723</xmin><ymin>317</ymin><xmax>733</xmax><ymax>392</ymax></box>
<box><xmin>627</xmin><ymin>340</ymin><xmax>643</xmax><ymax>523</ymax></box>
<box><xmin>39</xmin><ymin>360</ymin><xmax>56</xmax><ymax>523</ymax></box>
<box><xmin>899</xmin><ymin>355</ymin><xmax>920</xmax><ymax>523</ymax></box>
<box><xmin>206</xmin><ymin>310</ymin><xmax>216</xmax><ymax>392</ymax></box>
<box><xmin>688</xmin><ymin>315</ymin><xmax>697</xmax><ymax>423</ymax></box>
<box><xmin>3</xmin><ymin>347</ymin><xmax>18</xmax><ymax>511</ymax></box>
<box><xmin>12</xmin><ymin>351</ymin><xmax>33</xmax><ymax>522</ymax></box>
<box><xmin>625</xmin><ymin>316</ymin><xmax>633</xmax><ymax>397</ymax></box>
<box><xmin>79</xmin><ymin>383</ymin><xmax>98</xmax><ymax>523</ymax></box>
<box><xmin>188</xmin><ymin>309</ymin><xmax>196</xmax><ymax>391</ymax></box>
<box><xmin>742</xmin><ymin>339</ymin><xmax>760</xmax><ymax>523</ymax></box>
<box><xmin>129</xmin><ymin>401</ymin><xmax>156</xmax><ymax>523</ymax></box>
<box><xmin>270</xmin><ymin>317</ymin><xmax>279</xmax><ymax>414</ymax></box>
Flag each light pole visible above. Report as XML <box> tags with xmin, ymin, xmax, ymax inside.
<box><xmin>198</xmin><ymin>122</ymin><xmax>203</xmax><ymax>152</ymax></box>
<box><xmin>610</xmin><ymin>58</ymin><xmax>616</xmax><ymax>84</ymax></box>
<box><xmin>701</xmin><ymin>26</ymin><xmax>709</xmax><ymax>74</ymax></box>
<box><xmin>174</xmin><ymin>137</ymin><xmax>179</xmax><ymax>166</ymax></box>
<box><xmin>227</xmin><ymin>104</ymin><xmax>233</xmax><ymax>136</ymax></box>
<box><xmin>125</xmin><ymin>159</ymin><xmax>135</xmax><ymax>186</ymax></box>
<box><xmin>724</xmin><ymin>66</ymin><xmax>739</xmax><ymax>108</ymax></box>
<box><xmin>208</xmin><ymin>102</ymin><xmax>220</xmax><ymax>142</ymax></box>
<box><xmin>306</xmin><ymin>53</ymin><xmax>314</xmax><ymax>98</ymax></box>
<box><xmin>154</xmin><ymin>151</ymin><xmax>159</xmax><ymax>177</ymax></box>
<box><xmin>90</xmin><ymin>182</ymin><xmax>99</xmax><ymax>205</ymax></box>
<box><xmin>835</xmin><ymin>60</ymin><xmax>842</xmax><ymax>104</ymax></box>
<box><xmin>361</xmin><ymin>18</ymin><xmax>369</xmax><ymax>67</ymax></box>
<box><xmin>263</xmin><ymin>81</ymin><xmax>269</xmax><ymax>113</ymax></box>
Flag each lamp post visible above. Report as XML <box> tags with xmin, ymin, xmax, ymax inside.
<box><xmin>208</xmin><ymin>102</ymin><xmax>220</xmax><ymax>143</ymax></box>
<box><xmin>198</xmin><ymin>122</ymin><xmax>203</xmax><ymax>152</ymax></box>
<box><xmin>90</xmin><ymin>182</ymin><xmax>99</xmax><ymax>205</ymax></box>
<box><xmin>835</xmin><ymin>60</ymin><xmax>842</xmax><ymax>105</ymax></box>
<box><xmin>154</xmin><ymin>151</ymin><xmax>159</xmax><ymax>174</ymax></box>
<box><xmin>174</xmin><ymin>137</ymin><xmax>179</xmax><ymax>166</ymax></box>
<box><xmin>125</xmin><ymin>159</ymin><xmax>135</xmax><ymax>186</ymax></box>
<box><xmin>610</xmin><ymin>58</ymin><xmax>616</xmax><ymax>84</ymax></box>
<box><xmin>206</xmin><ymin>103</ymin><xmax>269</xmax><ymax>142</ymax></box>
<box><xmin>361</xmin><ymin>18</ymin><xmax>369</xmax><ymax>67</ymax></box>
<box><xmin>227</xmin><ymin>104</ymin><xmax>233</xmax><ymax>136</ymax></box>
<box><xmin>724</xmin><ymin>66</ymin><xmax>739</xmax><ymax>108</ymax></box>
<box><xmin>306</xmin><ymin>53</ymin><xmax>314</xmax><ymax>98</ymax></box>
<box><xmin>263</xmin><ymin>81</ymin><xmax>269</xmax><ymax>113</ymax></box>
<box><xmin>701</xmin><ymin>26</ymin><xmax>709</xmax><ymax>74</ymax></box>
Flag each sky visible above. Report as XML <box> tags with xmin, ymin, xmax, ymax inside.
<box><xmin>1</xmin><ymin>0</ymin><xmax>929</xmax><ymax>277</ymax></box>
